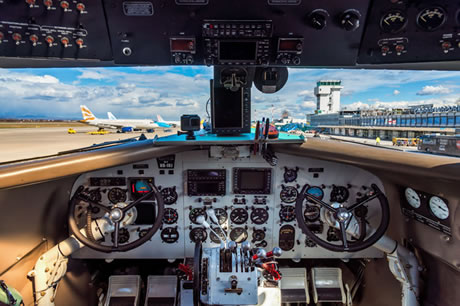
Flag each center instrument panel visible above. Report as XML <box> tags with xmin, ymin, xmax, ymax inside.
<box><xmin>1</xmin><ymin>0</ymin><xmax>458</xmax><ymax>67</ymax></box>
<box><xmin>71</xmin><ymin>147</ymin><xmax>384</xmax><ymax>259</ymax></box>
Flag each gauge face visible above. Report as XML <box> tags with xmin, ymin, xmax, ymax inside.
<box><xmin>230</xmin><ymin>208</ymin><xmax>249</xmax><ymax>224</ymax></box>
<box><xmin>130</xmin><ymin>179</ymin><xmax>153</xmax><ymax>200</ymax></box>
<box><xmin>280</xmin><ymin>185</ymin><xmax>299</xmax><ymax>203</ymax></box>
<box><xmin>306</xmin><ymin>186</ymin><xmax>324</xmax><ymax>200</ymax></box>
<box><xmin>111</xmin><ymin>228</ymin><xmax>130</xmax><ymax>244</ymax></box>
<box><xmin>252</xmin><ymin>229</ymin><xmax>266</xmax><ymax>241</ymax></box>
<box><xmin>250</xmin><ymin>208</ymin><xmax>269</xmax><ymax>224</ymax></box>
<box><xmin>161</xmin><ymin>187</ymin><xmax>178</xmax><ymax>205</ymax></box>
<box><xmin>161</xmin><ymin>227</ymin><xmax>179</xmax><ymax>243</ymax></box>
<box><xmin>380</xmin><ymin>10</ymin><xmax>407</xmax><ymax>33</ymax></box>
<box><xmin>229</xmin><ymin>227</ymin><xmax>248</xmax><ymax>243</ymax></box>
<box><xmin>189</xmin><ymin>208</ymin><xmax>207</xmax><ymax>224</ymax></box>
<box><xmin>279</xmin><ymin>205</ymin><xmax>296</xmax><ymax>222</ymax></box>
<box><xmin>210</xmin><ymin>208</ymin><xmax>228</xmax><ymax>225</ymax></box>
<box><xmin>163</xmin><ymin>208</ymin><xmax>178</xmax><ymax>224</ymax></box>
<box><xmin>417</xmin><ymin>7</ymin><xmax>446</xmax><ymax>31</ymax></box>
<box><xmin>304</xmin><ymin>205</ymin><xmax>321</xmax><ymax>222</ymax></box>
<box><xmin>330</xmin><ymin>186</ymin><xmax>349</xmax><ymax>203</ymax></box>
<box><xmin>283</xmin><ymin>167</ymin><xmax>298</xmax><ymax>183</ymax></box>
<box><xmin>108</xmin><ymin>188</ymin><xmax>127</xmax><ymax>204</ymax></box>
<box><xmin>405</xmin><ymin>188</ymin><xmax>421</xmax><ymax>209</ymax></box>
<box><xmin>429</xmin><ymin>196</ymin><xmax>449</xmax><ymax>220</ymax></box>
<box><xmin>189</xmin><ymin>227</ymin><xmax>207</xmax><ymax>243</ymax></box>
<box><xmin>210</xmin><ymin>228</ymin><xmax>226</xmax><ymax>244</ymax></box>
<box><xmin>89</xmin><ymin>189</ymin><xmax>102</xmax><ymax>203</ymax></box>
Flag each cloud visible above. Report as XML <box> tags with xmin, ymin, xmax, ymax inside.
<box><xmin>77</xmin><ymin>70</ymin><xmax>107</xmax><ymax>80</ymax></box>
<box><xmin>416</xmin><ymin>85</ymin><xmax>452</xmax><ymax>96</ymax></box>
<box><xmin>393</xmin><ymin>90</ymin><xmax>400</xmax><ymax>95</ymax></box>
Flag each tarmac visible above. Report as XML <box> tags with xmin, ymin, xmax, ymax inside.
<box><xmin>0</xmin><ymin>126</ymin><xmax>177</xmax><ymax>163</ymax></box>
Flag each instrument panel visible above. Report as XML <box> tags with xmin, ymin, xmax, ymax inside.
<box><xmin>71</xmin><ymin>147</ymin><xmax>384</xmax><ymax>259</ymax></box>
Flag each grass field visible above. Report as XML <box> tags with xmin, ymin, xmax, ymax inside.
<box><xmin>0</xmin><ymin>121</ymin><xmax>86</xmax><ymax>128</ymax></box>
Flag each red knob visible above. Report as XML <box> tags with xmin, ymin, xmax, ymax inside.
<box><xmin>60</xmin><ymin>1</ymin><xmax>69</xmax><ymax>10</ymax></box>
<box><xmin>29</xmin><ymin>34</ymin><xmax>39</xmax><ymax>46</ymax></box>
<box><xmin>45</xmin><ymin>35</ymin><xmax>54</xmax><ymax>47</ymax></box>
<box><xmin>43</xmin><ymin>0</ymin><xmax>53</xmax><ymax>9</ymax></box>
<box><xmin>76</xmin><ymin>3</ymin><xmax>85</xmax><ymax>12</ymax></box>
<box><xmin>12</xmin><ymin>33</ymin><xmax>22</xmax><ymax>45</ymax></box>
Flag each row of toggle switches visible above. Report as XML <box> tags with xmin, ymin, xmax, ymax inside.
<box><xmin>0</xmin><ymin>32</ymin><xmax>84</xmax><ymax>48</ymax></box>
<box><xmin>24</xmin><ymin>0</ymin><xmax>86</xmax><ymax>12</ymax></box>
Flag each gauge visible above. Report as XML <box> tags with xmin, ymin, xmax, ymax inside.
<box><xmin>190</xmin><ymin>227</ymin><xmax>207</xmax><ymax>243</ymax></box>
<box><xmin>229</xmin><ymin>227</ymin><xmax>248</xmax><ymax>243</ymax></box>
<box><xmin>305</xmin><ymin>237</ymin><xmax>317</xmax><ymax>248</ymax></box>
<box><xmin>405</xmin><ymin>187</ymin><xmax>421</xmax><ymax>209</ymax></box>
<box><xmin>88</xmin><ymin>189</ymin><xmax>102</xmax><ymax>203</ymax></box>
<box><xmin>250</xmin><ymin>208</ymin><xmax>269</xmax><ymax>225</ymax></box>
<box><xmin>163</xmin><ymin>208</ymin><xmax>179</xmax><ymax>224</ymax></box>
<box><xmin>255</xmin><ymin>240</ymin><xmax>268</xmax><ymax>248</ymax></box>
<box><xmin>138</xmin><ymin>228</ymin><xmax>149</xmax><ymax>238</ymax></box>
<box><xmin>429</xmin><ymin>196</ymin><xmax>449</xmax><ymax>220</ymax></box>
<box><xmin>108</xmin><ymin>188</ymin><xmax>127</xmax><ymax>204</ymax></box>
<box><xmin>111</xmin><ymin>228</ymin><xmax>130</xmax><ymax>244</ymax></box>
<box><xmin>279</xmin><ymin>205</ymin><xmax>296</xmax><ymax>222</ymax></box>
<box><xmin>161</xmin><ymin>227</ymin><xmax>179</xmax><ymax>243</ymax></box>
<box><xmin>283</xmin><ymin>167</ymin><xmax>298</xmax><ymax>183</ymax></box>
<box><xmin>306</xmin><ymin>186</ymin><xmax>324</xmax><ymax>200</ymax></box>
<box><xmin>380</xmin><ymin>10</ymin><xmax>407</xmax><ymax>33</ymax></box>
<box><xmin>210</xmin><ymin>228</ymin><xmax>226</xmax><ymax>244</ymax></box>
<box><xmin>252</xmin><ymin>229</ymin><xmax>266</xmax><ymax>242</ymax></box>
<box><xmin>210</xmin><ymin>208</ymin><xmax>227</xmax><ymax>225</ymax></box>
<box><xmin>304</xmin><ymin>205</ymin><xmax>321</xmax><ymax>222</ymax></box>
<box><xmin>330</xmin><ymin>185</ymin><xmax>349</xmax><ymax>203</ymax></box>
<box><xmin>189</xmin><ymin>208</ymin><xmax>207</xmax><ymax>224</ymax></box>
<box><xmin>161</xmin><ymin>186</ymin><xmax>178</xmax><ymax>205</ymax></box>
<box><xmin>280</xmin><ymin>185</ymin><xmax>299</xmax><ymax>203</ymax></box>
<box><xmin>230</xmin><ymin>208</ymin><xmax>249</xmax><ymax>224</ymax></box>
<box><xmin>130</xmin><ymin>178</ymin><xmax>153</xmax><ymax>200</ymax></box>
<box><xmin>417</xmin><ymin>7</ymin><xmax>446</xmax><ymax>31</ymax></box>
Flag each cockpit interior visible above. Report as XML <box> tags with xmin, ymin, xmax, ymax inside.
<box><xmin>0</xmin><ymin>1</ymin><xmax>459</xmax><ymax>306</ymax></box>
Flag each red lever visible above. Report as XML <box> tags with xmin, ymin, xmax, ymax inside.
<box><xmin>178</xmin><ymin>263</ymin><xmax>193</xmax><ymax>281</ymax></box>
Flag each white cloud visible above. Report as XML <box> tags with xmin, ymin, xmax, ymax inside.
<box><xmin>416</xmin><ymin>85</ymin><xmax>452</xmax><ymax>96</ymax></box>
<box><xmin>302</xmin><ymin>101</ymin><xmax>316</xmax><ymax>109</ymax></box>
<box><xmin>77</xmin><ymin>70</ymin><xmax>107</xmax><ymax>80</ymax></box>
<box><xmin>393</xmin><ymin>90</ymin><xmax>400</xmax><ymax>95</ymax></box>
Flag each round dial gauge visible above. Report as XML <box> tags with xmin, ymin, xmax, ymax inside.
<box><xmin>89</xmin><ymin>189</ymin><xmax>102</xmax><ymax>203</ymax></box>
<box><xmin>161</xmin><ymin>187</ymin><xmax>178</xmax><ymax>205</ymax></box>
<box><xmin>306</xmin><ymin>186</ymin><xmax>324</xmax><ymax>200</ymax></box>
<box><xmin>230</xmin><ymin>208</ymin><xmax>249</xmax><ymax>224</ymax></box>
<box><xmin>210</xmin><ymin>228</ymin><xmax>227</xmax><ymax>244</ymax></box>
<box><xmin>189</xmin><ymin>227</ymin><xmax>207</xmax><ymax>243</ymax></box>
<box><xmin>279</xmin><ymin>205</ymin><xmax>296</xmax><ymax>222</ymax></box>
<box><xmin>330</xmin><ymin>185</ymin><xmax>349</xmax><ymax>203</ymax></box>
<box><xmin>160</xmin><ymin>227</ymin><xmax>179</xmax><ymax>243</ymax></box>
<box><xmin>417</xmin><ymin>7</ymin><xmax>446</xmax><ymax>31</ymax></box>
<box><xmin>210</xmin><ymin>208</ymin><xmax>227</xmax><ymax>225</ymax></box>
<box><xmin>189</xmin><ymin>208</ymin><xmax>207</xmax><ymax>225</ymax></box>
<box><xmin>250</xmin><ymin>208</ymin><xmax>269</xmax><ymax>225</ymax></box>
<box><xmin>283</xmin><ymin>167</ymin><xmax>298</xmax><ymax>183</ymax></box>
<box><xmin>252</xmin><ymin>229</ymin><xmax>266</xmax><ymax>242</ymax></box>
<box><xmin>229</xmin><ymin>227</ymin><xmax>248</xmax><ymax>243</ymax></box>
<box><xmin>111</xmin><ymin>228</ymin><xmax>130</xmax><ymax>244</ymax></box>
<box><xmin>380</xmin><ymin>10</ymin><xmax>407</xmax><ymax>33</ymax></box>
<box><xmin>280</xmin><ymin>185</ymin><xmax>299</xmax><ymax>203</ymax></box>
<box><xmin>304</xmin><ymin>205</ymin><xmax>321</xmax><ymax>222</ymax></box>
<box><xmin>405</xmin><ymin>188</ymin><xmax>421</xmax><ymax>209</ymax></box>
<box><xmin>163</xmin><ymin>208</ymin><xmax>178</xmax><ymax>224</ymax></box>
<box><xmin>108</xmin><ymin>188</ymin><xmax>127</xmax><ymax>204</ymax></box>
<box><xmin>429</xmin><ymin>196</ymin><xmax>449</xmax><ymax>220</ymax></box>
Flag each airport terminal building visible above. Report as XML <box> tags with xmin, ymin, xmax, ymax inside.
<box><xmin>308</xmin><ymin>81</ymin><xmax>459</xmax><ymax>139</ymax></box>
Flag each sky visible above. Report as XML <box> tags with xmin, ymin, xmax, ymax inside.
<box><xmin>0</xmin><ymin>66</ymin><xmax>459</xmax><ymax>120</ymax></box>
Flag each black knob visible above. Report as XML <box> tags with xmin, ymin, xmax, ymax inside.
<box><xmin>292</xmin><ymin>56</ymin><xmax>301</xmax><ymax>65</ymax></box>
<box><xmin>340</xmin><ymin>9</ymin><xmax>361</xmax><ymax>31</ymax></box>
<box><xmin>308</xmin><ymin>9</ymin><xmax>329</xmax><ymax>30</ymax></box>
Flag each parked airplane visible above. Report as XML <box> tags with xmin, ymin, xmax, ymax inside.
<box><xmin>156</xmin><ymin>114</ymin><xmax>180</xmax><ymax>127</ymax></box>
<box><xmin>80</xmin><ymin>105</ymin><xmax>170</xmax><ymax>131</ymax></box>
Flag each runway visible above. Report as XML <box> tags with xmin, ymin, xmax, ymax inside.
<box><xmin>0</xmin><ymin>126</ymin><xmax>176</xmax><ymax>163</ymax></box>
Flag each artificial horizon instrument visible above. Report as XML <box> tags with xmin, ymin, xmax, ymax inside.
<box><xmin>0</xmin><ymin>1</ymin><xmax>459</xmax><ymax>306</ymax></box>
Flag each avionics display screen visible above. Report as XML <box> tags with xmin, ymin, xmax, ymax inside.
<box><xmin>133</xmin><ymin>202</ymin><xmax>156</xmax><ymax>225</ymax></box>
<box><xmin>219</xmin><ymin>41</ymin><xmax>257</xmax><ymax>61</ymax></box>
<box><xmin>233</xmin><ymin>168</ymin><xmax>272</xmax><ymax>194</ymax></box>
<box><xmin>196</xmin><ymin>182</ymin><xmax>221</xmax><ymax>194</ymax></box>
<box><xmin>213</xmin><ymin>87</ymin><xmax>243</xmax><ymax>128</ymax></box>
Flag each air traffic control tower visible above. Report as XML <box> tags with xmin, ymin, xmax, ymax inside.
<box><xmin>314</xmin><ymin>80</ymin><xmax>343</xmax><ymax>114</ymax></box>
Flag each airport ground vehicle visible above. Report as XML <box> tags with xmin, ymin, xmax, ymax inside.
<box><xmin>418</xmin><ymin>135</ymin><xmax>460</xmax><ymax>157</ymax></box>
<box><xmin>0</xmin><ymin>1</ymin><xmax>459</xmax><ymax>306</ymax></box>
<box><xmin>67</xmin><ymin>128</ymin><xmax>76</xmax><ymax>134</ymax></box>
<box><xmin>392</xmin><ymin>138</ymin><xmax>418</xmax><ymax>147</ymax></box>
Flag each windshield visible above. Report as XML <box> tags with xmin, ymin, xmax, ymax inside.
<box><xmin>0</xmin><ymin>67</ymin><xmax>459</xmax><ymax>163</ymax></box>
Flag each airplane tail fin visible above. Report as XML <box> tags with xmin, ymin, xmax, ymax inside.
<box><xmin>157</xmin><ymin>114</ymin><xmax>164</xmax><ymax>122</ymax></box>
<box><xmin>107</xmin><ymin>112</ymin><xmax>117</xmax><ymax>120</ymax></box>
<box><xmin>80</xmin><ymin>105</ymin><xmax>97</xmax><ymax>121</ymax></box>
